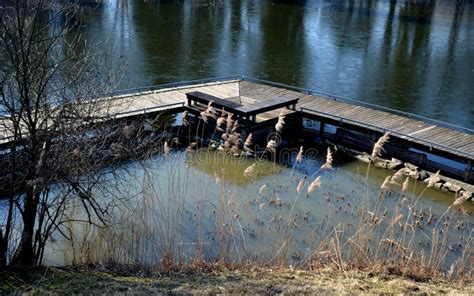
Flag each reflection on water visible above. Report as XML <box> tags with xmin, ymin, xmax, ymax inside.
<box><xmin>82</xmin><ymin>0</ymin><xmax>474</xmax><ymax>128</ymax></box>
<box><xmin>188</xmin><ymin>149</ymin><xmax>283</xmax><ymax>186</ymax></box>
<box><xmin>43</xmin><ymin>149</ymin><xmax>472</xmax><ymax>270</ymax></box>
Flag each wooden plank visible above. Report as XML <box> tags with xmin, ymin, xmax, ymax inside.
<box><xmin>431</xmin><ymin>131</ymin><xmax>465</xmax><ymax>145</ymax></box>
<box><xmin>395</xmin><ymin>120</ymin><xmax>432</xmax><ymax>134</ymax></box>
<box><xmin>346</xmin><ymin>110</ymin><xmax>391</xmax><ymax>125</ymax></box>
<box><xmin>206</xmin><ymin>84</ymin><xmax>239</xmax><ymax>98</ymax></box>
<box><xmin>454</xmin><ymin>141</ymin><xmax>474</xmax><ymax>151</ymax></box>
<box><xmin>407</xmin><ymin>125</ymin><xmax>437</xmax><ymax>136</ymax></box>
<box><xmin>305</xmin><ymin>99</ymin><xmax>345</xmax><ymax>112</ymax></box>
<box><xmin>322</xmin><ymin>102</ymin><xmax>356</xmax><ymax>115</ymax></box>
<box><xmin>449</xmin><ymin>135</ymin><xmax>474</xmax><ymax>149</ymax></box>
<box><xmin>255</xmin><ymin>86</ymin><xmax>290</xmax><ymax>100</ymax></box>
<box><xmin>437</xmin><ymin>133</ymin><xmax>473</xmax><ymax>147</ymax></box>
<box><xmin>417</xmin><ymin>126</ymin><xmax>450</xmax><ymax>137</ymax></box>
<box><xmin>379</xmin><ymin>117</ymin><xmax>415</xmax><ymax>130</ymax></box>
<box><xmin>239</xmin><ymin>81</ymin><xmax>270</xmax><ymax>96</ymax></box>
<box><xmin>426</xmin><ymin>129</ymin><xmax>458</xmax><ymax>143</ymax></box>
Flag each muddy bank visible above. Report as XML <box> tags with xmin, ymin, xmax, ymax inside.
<box><xmin>1</xmin><ymin>266</ymin><xmax>472</xmax><ymax>295</ymax></box>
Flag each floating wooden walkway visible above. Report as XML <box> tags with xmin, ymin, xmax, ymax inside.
<box><xmin>1</xmin><ymin>76</ymin><xmax>473</xmax><ymax>164</ymax></box>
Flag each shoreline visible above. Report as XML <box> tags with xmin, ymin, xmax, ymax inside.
<box><xmin>1</xmin><ymin>265</ymin><xmax>472</xmax><ymax>295</ymax></box>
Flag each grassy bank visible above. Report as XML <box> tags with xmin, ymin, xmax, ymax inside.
<box><xmin>1</xmin><ymin>265</ymin><xmax>472</xmax><ymax>295</ymax></box>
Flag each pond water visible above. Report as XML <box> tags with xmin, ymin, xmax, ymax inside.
<box><xmin>81</xmin><ymin>0</ymin><xmax>474</xmax><ymax>128</ymax></box>
<box><xmin>1</xmin><ymin>0</ymin><xmax>472</xmax><ymax>273</ymax></box>
<box><xmin>43</xmin><ymin>148</ymin><xmax>473</xmax><ymax>270</ymax></box>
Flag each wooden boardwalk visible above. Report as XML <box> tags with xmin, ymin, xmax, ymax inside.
<box><xmin>1</xmin><ymin>77</ymin><xmax>473</xmax><ymax>163</ymax></box>
<box><xmin>0</xmin><ymin>80</ymin><xmax>240</xmax><ymax>145</ymax></box>
<box><xmin>222</xmin><ymin>79</ymin><xmax>473</xmax><ymax>161</ymax></box>
<box><xmin>240</xmin><ymin>79</ymin><xmax>474</xmax><ymax>161</ymax></box>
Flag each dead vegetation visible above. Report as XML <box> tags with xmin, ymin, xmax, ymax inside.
<box><xmin>0</xmin><ymin>264</ymin><xmax>472</xmax><ymax>295</ymax></box>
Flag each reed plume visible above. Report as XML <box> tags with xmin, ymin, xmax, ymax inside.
<box><xmin>219</xmin><ymin>107</ymin><xmax>226</xmax><ymax>116</ymax></box>
<box><xmin>296</xmin><ymin>180</ymin><xmax>305</xmax><ymax>194</ymax></box>
<box><xmin>452</xmin><ymin>195</ymin><xmax>467</xmax><ymax>207</ymax></box>
<box><xmin>371</xmin><ymin>132</ymin><xmax>390</xmax><ymax>159</ymax></box>
<box><xmin>226</xmin><ymin>113</ymin><xmax>234</xmax><ymax>133</ymax></box>
<box><xmin>163</xmin><ymin>141</ymin><xmax>170</xmax><ymax>156</ymax></box>
<box><xmin>227</xmin><ymin>133</ymin><xmax>241</xmax><ymax>146</ymax></box>
<box><xmin>381</xmin><ymin>176</ymin><xmax>391</xmax><ymax>190</ymax></box>
<box><xmin>186</xmin><ymin>142</ymin><xmax>197</xmax><ymax>154</ymax></box>
<box><xmin>216</xmin><ymin>115</ymin><xmax>226</xmax><ymax>132</ymax></box>
<box><xmin>244</xmin><ymin>133</ymin><xmax>253</xmax><ymax>151</ymax></box>
<box><xmin>308</xmin><ymin>176</ymin><xmax>321</xmax><ymax>193</ymax></box>
<box><xmin>258</xmin><ymin>184</ymin><xmax>267</xmax><ymax>194</ymax></box>
<box><xmin>320</xmin><ymin>147</ymin><xmax>333</xmax><ymax>170</ymax></box>
<box><xmin>244</xmin><ymin>163</ymin><xmax>256</xmax><ymax>177</ymax></box>
<box><xmin>230</xmin><ymin>145</ymin><xmax>240</xmax><ymax>155</ymax></box>
<box><xmin>275</xmin><ymin>111</ymin><xmax>285</xmax><ymax>133</ymax></box>
<box><xmin>200</xmin><ymin>111</ymin><xmax>209</xmax><ymax>123</ymax></box>
<box><xmin>427</xmin><ymin>170</ymin><xmax>440</xmax><ymax>188</ymax></box>
<box><xmin>402</xmin><ymin>177</ymin><xmax>410</xmax><ymax>192</ymax></box>
<box><xmin>206</xmin><ymin>101</ymin><xmax>217</xmax><ymax>119</ymax></box>
<box><xmin>296</xmin><ymin>146</ymin><xmax>304</xmax><ymax>164</ymax></box>
<box><xmin>390</xmin><ymin>168</ymin><xmax>405</xmax><ymax>185</ymax></box>
<box><xmin>182</xmin><ymin>111</ymin><xmax>189</xmax><ymax>126</ymax></box>
<box><xmin>266</xmin><ymin>139</ymin><xmax>277</xmax><ymax>153</ymax></box>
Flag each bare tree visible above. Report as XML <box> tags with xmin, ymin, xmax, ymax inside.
<box><xmin>0</xmin><ymin>0</ymin><xmax>165</xmax><ymax>266</ymax></box>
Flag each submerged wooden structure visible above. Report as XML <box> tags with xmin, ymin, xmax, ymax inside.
<box><xmin>0</xmin><ymin>76</ymin><xmax>472</xmax><ymax>183</ymax></box>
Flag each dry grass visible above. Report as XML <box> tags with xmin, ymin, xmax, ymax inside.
<box><xmin>48</xmin><ymin>111</ymin><xmax>472</xmax><ymax>286</ymax></box>
<box><xmin>1</xmin><ymin>264</ymin><xmax>472</xmax><ymax>295</ymax></box>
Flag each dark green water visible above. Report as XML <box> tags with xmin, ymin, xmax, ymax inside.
<box><xmin>82</xmin><ymin>0</ymin><xmax>474</xmax><ymax>128</ymax></box>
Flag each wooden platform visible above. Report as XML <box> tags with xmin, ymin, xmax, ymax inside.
<box><xmin>186</xmin><ymin>90</ymin><xmax>298</xmax><ymax>121</ymax></box>
<box><xmin>1</xmin><ymin>77</ymin><xmax>472</xmax><ymax>164</ymax></box>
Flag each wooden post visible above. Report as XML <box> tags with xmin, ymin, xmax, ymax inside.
<box><xmin>464</xmin><ymin>160</ymin><xmax>472</xmax><ymax>183</ymax></box>
<box><xmin>336</xmin><ymin>128</ymin><xmax>344</xmax><ymax>142</ymax></box>
<box><xmin>319</xmin><ymin>121</ymin><xmax>325</xmax><ymax>137</ymax></box>
<box><xmin>419</xmin><ymin>154</ymin><xmax>427</xmax><ymax>167</ymax></box>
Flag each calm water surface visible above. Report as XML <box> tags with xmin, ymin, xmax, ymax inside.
<box><xmin>82</xmin><ymin>0</ymin><xmax>474</xmax><ymax>128</ymax></box>
<box><xmin>43</xmin><ymin>149</ymin><xmax>472</xmax><ymax>267</ymax></box>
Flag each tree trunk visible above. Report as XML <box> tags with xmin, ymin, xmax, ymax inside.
<box><xmin>0</xmin><ymin>194</ymin><xmax>15</xmax><ymax>268</ymax></box>
<box><xmin>12</xmin><ymin>191</ymin><xmax>38</xmax><ymax>266</ymax></box>
<box><xmin>0</xmin><ymin>230</ymin><xmax>6</xmax><ymax>268</ymax></box>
